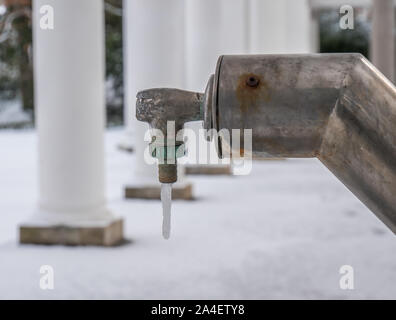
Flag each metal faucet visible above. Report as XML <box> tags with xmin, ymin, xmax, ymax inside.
<box><xmin>136</xmin><ymin>53</ymin><xmax>396</xmax><ymax>234</ymax></box>
<box><xmin>136</xmin><ymin>88</ymin><xmax>204</xmax><ymax>183</ymax></box>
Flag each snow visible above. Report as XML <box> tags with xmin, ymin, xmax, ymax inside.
<box><xmin>0</xmin><ymin>99</ymin><xmax>31</xmax><ymax>127</ymax></box>
<box><xmin>0</xmin><ymin>128</ymin><xmax>395</xmax><ymax>299</ymax></box>
<box><xmin>0</xmin><ymin>6</ymin><xmax>6</xmax><ymax>16</ymax></box>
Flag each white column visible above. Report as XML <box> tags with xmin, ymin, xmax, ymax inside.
<box><xmin>249</xmin><ymin>0</ymin><xmax>288</xmax><ymax>54</ymax></box>
<box><xmin>285</xmin><ymin>0</ymin><xmax>312</xmax><ymax>53</ymax></box>
<box><xmin>309</xmin><ymin>8</ymin><xmax>320</xmax><ymax>54</ymax></box>
<box><xmin>185</xmin><ymin>0</ymin><xmax>249</xmax><ymax>91</ymax></box>
<box><xmin>185</xmin><ymin>0</ymin><xmax>221</xmax><ymax>92</ymax></box>
<box><xmin>119</xmin><ymin>0</ymin><xmax>135</xmax><ymax>152</ymax></box>
<box><xmin>219</xmin><ymin>0</ymin><xmax>250</xmax><ymax>54</ymax></box>
<box><xmin>125</xmin><ymin>0</ymin><xmax>188</xmax><ymax>186</ymax></box>
<box><xmin>185</xmin><ymin>0</ymin><xmax>248</xmax><ymax>166</ymax></box>
<box><xmin>371</xmin><ymin>0</ymin><xmax>395</xmax><ymax>82</ymax></box>
<box><xmin>32</xmin><ymin>0</ymin><xmax>113</xmax><ymax>224</ymax></box>
<box><xmin>249</xmin><ymin>0</ymin><xmax>312</xmax><ymax>54</ymax></box>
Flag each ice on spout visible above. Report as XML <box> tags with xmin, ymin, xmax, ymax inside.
<box><xmin>160</xmin><ymin>183</ymin><xmax>172</xmax><ymax>239</ymax></box>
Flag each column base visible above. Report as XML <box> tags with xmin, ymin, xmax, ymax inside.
<box><xmin>185</xmin><ymin>164</ymin><xmax>232</xmax><ymax>175</ymax></box>
<box><xmin>125</xmin><ymin>183</ymin><xmax>193</xmax><ymax>200</ymax></box>
<box><xmin>19</xmin><ymin>218</ymin><xmax>124</xmax><ymax>247</ymax></box>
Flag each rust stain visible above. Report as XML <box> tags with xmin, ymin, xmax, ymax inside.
<box><xmin>236</xmin><ymin>73</ymin><xmax>271</xmax><ymax>114</ymax></box>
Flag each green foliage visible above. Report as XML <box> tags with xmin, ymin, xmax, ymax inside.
<box><xmin>319</xmin><ymin>9</ymin><xmax>370</xmax><ymax>58</ymax></box>
<box><xmin>105</xmin><ymin>0</ymin><xmax>124</xmax><ymax>126</ymax></box>
<box><xmin>0</xmin><ymin>0</ymin><xmax>124</xmax><ymax>127</ymax></box>
<box><xmin>0</xmin><ymin>3</ymin><xmax>33</xmax><ymax>111</ymax></box>
<box><xmin>0</xmin><ymin>39</ymin><xmax>19</xmax><ymax>101</ymax></box>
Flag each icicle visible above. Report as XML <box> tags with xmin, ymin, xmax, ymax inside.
<box><xmin>160</xmin><ymin>183</ymin><xmax>172</xmax><ymax>239</ymax></box>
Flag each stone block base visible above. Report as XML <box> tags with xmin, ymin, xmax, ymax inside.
<box><xmin>19</xmin><ymin>219</ymin><xmax>124</xmax><ymax>246</ymax></box>
<box><xmin>125</xmin><ymin>183</ymin><xmax>193</xmax><ymax>200</ymax></box>
<box><xmin>185</xmin><ymin>165</ymin><xmax>232</xmax><ymax>175</ymax></box>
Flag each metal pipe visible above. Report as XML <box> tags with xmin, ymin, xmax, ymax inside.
<box><xmin>211</xmin><ymin>54</ymin><xmax>396</xmax><ymax>233</ymax></box>
<box><xmin>136</xmin><ymin>53</ymin><xmax>396</xmax><ymax>233</ymax></box>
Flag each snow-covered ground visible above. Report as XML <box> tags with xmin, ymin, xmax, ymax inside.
<box><xmin>0</xmin><ymin>99</ymin><xmax>31</xmax><ymax>128</ymax></box>
<box><xmin>0</xmin><ymin>128</ymin><xmax>395</xmax><ymax>299</ymax></box>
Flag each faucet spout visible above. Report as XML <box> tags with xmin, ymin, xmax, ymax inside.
<box><xmin>136</xmin><ymin>88</ymin><xmax>204</xmax><ymax>183</ymax></box>
<box><xmin>136</xmin><ymin>88</ymin><xmax>204</xmax><ymax>133</ymax></box>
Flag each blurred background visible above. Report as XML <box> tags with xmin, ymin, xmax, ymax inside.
<box><xmin>0</xmin><ymin>0</ymin><xmax>395</xmax><ymax>300</ymax></box>
<box><xmin>0</xmin><ymin>0</ymin><xmax>375</xmax><ymax>129</ymax></box>
<box><xmin>0</xmin><ymin>0</ymin><xmax>124</xmax><ymax>128</ymax></box>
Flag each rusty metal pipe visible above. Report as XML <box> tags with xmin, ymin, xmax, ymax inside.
<box><xmin>136</xmin><ymin>53</ymin><xmax>396</xmax><ymax>234</ymax></box>
<box><xmin>210</xmin><ymin>54</ymin><xmax>396</xmax><ymax>233</ymax></box>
